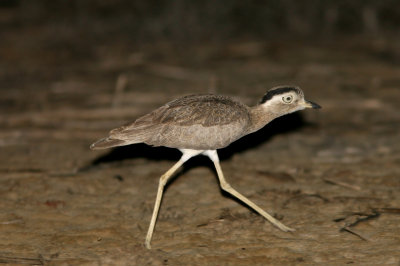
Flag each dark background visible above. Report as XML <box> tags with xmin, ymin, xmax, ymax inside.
<box><xmin>3</xmin><ymin>0</ymin><xmax>400</xmax><ymax>40</ymax></box>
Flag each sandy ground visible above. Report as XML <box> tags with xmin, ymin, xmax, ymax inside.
<box><xmin>1</xmin><ymin>23</ymin><xmax>400</xmax><ymax>265</ymax></box>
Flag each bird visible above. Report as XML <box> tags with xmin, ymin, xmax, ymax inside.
<box><xmin>90</xmin><ymin>85</ymin><xmax>321</xmax><ymax>249</ymax></box>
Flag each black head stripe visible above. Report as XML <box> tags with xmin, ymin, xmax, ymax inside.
<box><xmin>260</xmin><ymin>86</ymin><xmax>301</xmax><ymax>104</ymax></box>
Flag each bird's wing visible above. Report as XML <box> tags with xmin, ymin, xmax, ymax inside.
<box><xmin>109</xmin><ymin>94</ymin><xmax>250</xmax><ymax>140</ymax></box>
<box><xmin>152</xmin><ymin>95</ymin><xmax>250</xmax><ymax>126</ymax></box>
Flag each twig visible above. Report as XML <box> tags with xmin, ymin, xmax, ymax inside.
<box><xmin>0</xmin><ymin>255</ymin><xmax>43</xmax><ymax>265</ymax></box>
<box><xmin>340</xmin><ymin>227</ymin><xmax>368</xmax><ymax>241</ymax></box>
<box><xmin>208</xmin><ymin>75</ymin><xmax>219</xmax><ymax>94</ymax></box>
<box><xmin>323</xmin><ymin>178</ymin><xmax>361</xmax><ymax>191</ymax></box>
<box><xmin>335</xmin><ymin>210</ymin><xmax>381</xmax><ymax>241</ymax></box>
<box><xmin>112</xmin><ymin>73</ymin><xmax>128</xmax><ymax>108</ymax></box>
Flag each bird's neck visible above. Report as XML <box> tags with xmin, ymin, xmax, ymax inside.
<box><xmin>247</xmin><ymin>104</ymin><xmax>280</xmax><ymax>134</ymax></box>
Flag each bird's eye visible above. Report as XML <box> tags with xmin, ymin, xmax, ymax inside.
<box><xmin>282</xmin><ymin>95</ymin><xmax>293</xmax><ymax>103</ymax></box>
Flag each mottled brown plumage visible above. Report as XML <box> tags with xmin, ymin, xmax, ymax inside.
<box><xmin>90</xmin><ymin>85</ymin><xmax>321</xmax><ymax>249</ymax></box>
<box><xmin>110</xmin><ymin>94</ymin><xmax>251</xmax><ymax>149</ymax></box>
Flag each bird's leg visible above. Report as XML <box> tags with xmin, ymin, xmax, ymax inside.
<box><xmin>145</xmin><ymin>149</ymin><xmax>203</xmax><ymax>249</ymax></box>
<box><xmin>203</xmin><ymin>150</ymin><xmax>295</xmax><ymax>232</ymax></box>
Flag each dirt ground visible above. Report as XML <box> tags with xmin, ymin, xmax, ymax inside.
<box><xmin>1</xmin><ymin>20</ymin><xmax>400</xmax><ymax>265</ymax></box>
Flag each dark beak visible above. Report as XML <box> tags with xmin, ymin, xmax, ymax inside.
<box><xmin>304</xmin><ymin>100</ymin><xmax>321</xmax><ymax>109</ymax></box>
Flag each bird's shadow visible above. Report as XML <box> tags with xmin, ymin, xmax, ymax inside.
<box><xmin>84</xmin><ymin>112</ymin><xmax>316</xmax><ymax>214</ymax></box>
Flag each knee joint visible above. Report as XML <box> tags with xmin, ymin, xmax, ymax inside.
<box><xmin>159</xmin><ymin>175</ymin><xmax>168</xmax><ymax>186</ymax></box>
<box><xmin>220</xmin><ymin>182</ymin><xmax>232</xmax><ymax>191</ymax></box>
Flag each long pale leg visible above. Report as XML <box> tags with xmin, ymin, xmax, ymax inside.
<box><xmin>204</xmin><ymin>150</ymin><xmax>295</xmax><ymax>232</ymax></box>
<box><xmin>145</xmin><ymin>149</ymin><xmax>203</xmax><ymax>249</ymax></box>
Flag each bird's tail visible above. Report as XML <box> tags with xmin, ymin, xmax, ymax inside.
<box><xmin>90</xmin><ymin>137</ymin><xmax>128</xmax><ymax>150</ymax></box>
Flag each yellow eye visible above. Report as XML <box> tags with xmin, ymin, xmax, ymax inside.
<box><xmin>282</xmin><ymin>95</ymin><xmax>293</xmax><ymax>103</ymax></box>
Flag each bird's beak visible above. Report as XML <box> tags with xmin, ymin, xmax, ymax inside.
<box><xmin>303</xmin><ymin>100</ymin><xmax>321</xmax><ymax>109</ymax></box>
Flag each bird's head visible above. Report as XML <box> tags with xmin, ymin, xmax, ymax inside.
<box><xmin>259</xmin><ymin>86</ymin><xmax>321</xmax><ymax>115</ymax></box>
